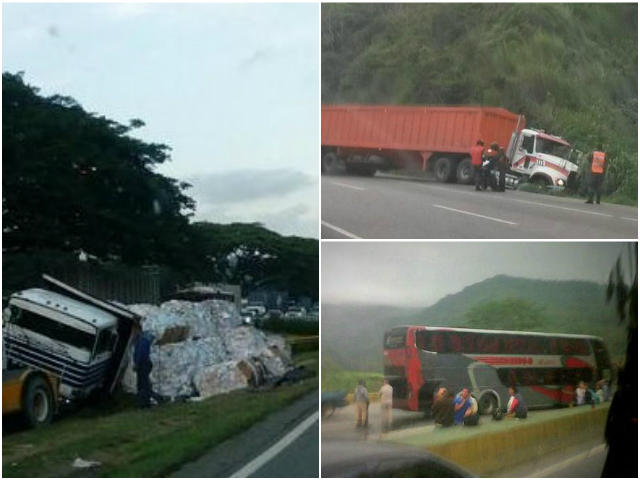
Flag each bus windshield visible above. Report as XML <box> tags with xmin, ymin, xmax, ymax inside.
<box><xmin>384</xmin><ymin>330</ymin><xmax>406</xmax><ymax>349</ymax></box>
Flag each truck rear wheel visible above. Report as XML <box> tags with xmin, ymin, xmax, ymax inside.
<box><xmin>322</xmin><ymin>152</ymin><xmax>340</xmax><ymax>175</ymax></box>
<box><xmin>456</xmin><ymin>158</ymin><xmax>474</xmax><ymax>185</ymax></box>
<box><xmin>23</xmin><ymin>375</ymin><xmax>54</xmax><ymax>428</ymax></box>
<box><xmin>434</xmin><ymin>157</ymin><xmax>457</xmax><ymax>183</ymax></box>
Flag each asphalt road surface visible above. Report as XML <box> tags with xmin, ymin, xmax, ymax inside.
<box><xmin>321</xmin><ymin>174</ymin><xmax>638</xmax><ymax>239</ymax></box>
<box><xmin>322</xmin><ymin>402</ymin><xmax>429</xmax><ymax>440</ymax></box>
<box><xmin>172</xmin><ymin>390</ymin><xmax>318</xmax><ymax>478</ymax></box>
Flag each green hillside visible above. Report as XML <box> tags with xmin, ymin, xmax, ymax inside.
<box><xmin>322</xmin><ymin>275</ymin><xmax>627</xmax><ymax>372</ymax></box>
<box><xmin>322</xmin><ymin>3</ymin><xmax>638</xmax><ymax>201</ymax></box>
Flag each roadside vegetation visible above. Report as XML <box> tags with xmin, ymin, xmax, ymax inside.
<box><xmin>322</xmin><ymin>3</ymin><xmax>637</xmax><ymax>204</ymax></box>
<box><xmin>321</xmin><ymin>357</ymin><xmax>383</xmax><ymax>393</ymax></box>
<box><xmin>3</xmin><ymin>351</ymin><xmax>318</xmax><ymax>478</ymax></box>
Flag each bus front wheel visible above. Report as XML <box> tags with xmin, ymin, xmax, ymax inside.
<box><xmin>479</xmin><ymin>393</ymin><xmax>498</xmax><ymax>416</ymax></box>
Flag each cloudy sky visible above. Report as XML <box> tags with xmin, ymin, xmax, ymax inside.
<box><xmin>3</xmin><ymin>3</ymin><xmax>319</xmax><ymax>237</ymax></box>
<box><xmin>323</xmin><ymin>242</ymin><xmax>634</xmax><ymax>306</ymax></box>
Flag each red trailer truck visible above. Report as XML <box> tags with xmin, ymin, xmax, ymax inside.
<box><xmin>321</xmin><ymin>105</ymin><xmax>579</xmax><ymax>188</ymax></box>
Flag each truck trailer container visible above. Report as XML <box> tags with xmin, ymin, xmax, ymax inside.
<box><xmin>321</xmin><ymin>104</ymin><xmax>578</xmax><ymax>188</ymax></box>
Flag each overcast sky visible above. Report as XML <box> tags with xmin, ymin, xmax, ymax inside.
<box><xmin>3</xmin><ymin>3</ymin><xmax>319</xmax><ymax>237</ymax></box>
<box><xmin>323</xmin><ymin>242</ymin><xmax>635</xmax><ymax>307</ymax></box>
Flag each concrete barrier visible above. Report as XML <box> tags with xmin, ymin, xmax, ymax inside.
<box><xmin>424</xmin><ymin>406</ymin><xmax>609</xmax><ymax>476</ymax></box>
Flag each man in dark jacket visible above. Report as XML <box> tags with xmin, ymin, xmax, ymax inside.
<box><xmin>134</xmin><ymin>329</ymin><xmax>155</xmax><ymax>408</ymax></box>
<box><xmin>432</xmin><ymin>388</ymin><xmax>455</xmax><ymax>427</ymax></box>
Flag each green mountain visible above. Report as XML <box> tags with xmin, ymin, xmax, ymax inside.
<box><xmin>322</xmin><ymin>275</ymin><xmax>627</xmax><ymax>372</ymax></box>
<box><xmin>322</xmin><ymin>3</ymin><xmax>638</xmax><ymax>201</ymax></box>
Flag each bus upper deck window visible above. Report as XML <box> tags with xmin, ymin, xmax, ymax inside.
<box><xmin>447</xmin><ymin>333</ymin><xmax>462</xmax><ymax>353</ymax></box>
<box><xmin>427</xmin><ymin>333</ymin><xmax>444</xmax><ymax>353</ymax></box>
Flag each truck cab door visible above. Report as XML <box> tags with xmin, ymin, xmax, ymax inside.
<box><xmin>519</xmin><ymin>134</ymin><xmax>535</xmax><ymax>170</ymax></box>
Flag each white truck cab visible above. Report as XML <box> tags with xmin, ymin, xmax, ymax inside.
<box><xmin>507</xmin><ymin>128</ymin><xmax>579</xmax><ymax>188</ymax></box>
<box><xmin>3</xmin><ymin>275</ymin><xmax>139</xmax><ymax>402</ymax></box>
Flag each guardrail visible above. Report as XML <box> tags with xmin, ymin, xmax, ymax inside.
<box><xmin>289</xmin><ymin>336</ymin><xmax>319</xmax><ymax>354</ymax></box>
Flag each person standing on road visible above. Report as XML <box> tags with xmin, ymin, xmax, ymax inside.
<box><xmin>585</xmin><ymin>145</ymin><xmax>606</xmax><ymax>204</ymax></box>
<box><xmin>506</xmin><ymin>387</ymin><xmax>528</xmax><ymax>419</ymax></box>
<box><xmin>453</xmin><ymin>387</ymin><xmax>471</xmax><ymax>425</ymax></box>
<box><xmin>575</xmin><ymin>381</ymin><xmax>587</xmax><ymax>406</ymax></box>
<box><xmin>354</xmin><ymin>379</ymin><xmax>369</xmax><ymax>429</ymax></box>
<box><xmin>133</xmin><ymin>327</ymin><xmax>155</xmax><ymax>409</ymax></box>
<box><xmin>379</xmin><ymin>378</ymin><xmax>393</xmax><ymax>433</ymax></box>
<box><xmin>471</xmin><ymin>139</ymin><xmax>485</xmax><ymax>191</ymax></box>
<box><xmin>496</xmin><ymin>145</ymin><xmax>509</xmax><ymax>192</ymax></box>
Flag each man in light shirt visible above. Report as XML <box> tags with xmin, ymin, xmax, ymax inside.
<box><xmin>379</xmin><ymin>378</ymin><xmax>394</xmax><ymax>433</ymax></box>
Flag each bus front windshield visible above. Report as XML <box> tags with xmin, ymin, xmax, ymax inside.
<box><xmin>536</xmin><ymin>138</ymin><xmax>571</xmax><ymax>160</ymax></box>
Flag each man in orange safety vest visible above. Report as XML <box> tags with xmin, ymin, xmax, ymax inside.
<box><xmin>586</xmin><ymin>144</ymin><xmax>606</xmax><ymax>204</ymax></box>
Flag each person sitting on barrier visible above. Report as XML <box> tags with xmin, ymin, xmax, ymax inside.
<box><xmin>463</xmin><ymin>393</ymin><xmax>480</xmax><ymax>426</ymax></box>
<box><xmin>453</xmin><ymin>387</ymin><xmax>472</xmax><ymax>425</ymax></box>
<box><xmin>433</xmin><ymin>388</ymin><xmax>454</xmax><ymax>427</ymax></box>
<box><xmin>575</xmin><ymin>381</ymin><xmax>587</xmax><ymax>406</ymax></box>
<box><xmin>506</xmin><ymin>387</ymin><xmax>528</xmax><ymax>419</ymax></box>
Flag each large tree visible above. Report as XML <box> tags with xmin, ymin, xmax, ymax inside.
<box><xmin>191</xmin><ymin>222</ymin><xmax>319</xmax><ymax>299</ymax></box>
<box><xmin>3</xmin><ymin>72</ymin><xmax>196</xmax><ymax>268</ymax></box>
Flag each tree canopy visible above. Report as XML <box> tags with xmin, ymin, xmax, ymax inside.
<box><xmin>3</xmin><ymin>72</ymin><xmax>196</xmax><ymax>267</ymax></box>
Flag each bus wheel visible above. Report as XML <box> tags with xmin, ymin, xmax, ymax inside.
<box><xmin>23</xmin><ymin>375</ymin><xmax>54</xmax><ymax>428</ymax></box>
<box><xmin>479</xmin><ymin>393</ymin><xmax>497</xmax><ymax>416</ymax></box>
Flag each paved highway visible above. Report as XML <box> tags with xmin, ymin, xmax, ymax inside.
<box><xmin>321</xmin><ymin>174</ymin><xmax>638</xmax><ymax>239</ymax></box>
<box><xmin>172</xmin><ymin>390</ymin><xmax>318</xmax><ymax>478</ymax></box>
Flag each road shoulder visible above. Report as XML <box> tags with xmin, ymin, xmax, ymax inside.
<box><xmin>170</xmin><ymin>389</ymin><xmax>319</xmax><ymax>477</ymax></box>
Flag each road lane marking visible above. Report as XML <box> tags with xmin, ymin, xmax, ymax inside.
<box><xmin>331</xmin><ymin>182</ymin><xmax>366</xmax><ymax>191</ymax></box>
<box><xmin>433</xmin><ymin>205</ymin><xmax>519</xmax><ymax>225</ymax></box>
<box><xmin>230</xmin><ymin>411</ymin><xmax>319</xmax><ymax>478</ymax></box>
<box><xmin>524</xmin><ymin>443</ymin><xmax>606</xmax><ymax>478</ymax></box>
<box><xmin>504</xmin><ymin>197</ymin><xmax>614</xmax><ymax>217</ymax></box>
<box><xmin>620</xmin><ymin>216</ymin><xmax>638</xmax><ymax>222</ymax></box>
<box><xmin>321</xmin><ymin>221</ymin><xmax>362</xmax><ymax>239</ymax></box>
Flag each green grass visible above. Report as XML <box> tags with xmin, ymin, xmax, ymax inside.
<box><xmin>3</xmin><ymin>352</ymin><xmax>318</xmax><ymax>478</ymax></box>
<box><xmin>516</xmin><ymin>183</ymin><xmax>637</xmax><ymax>206</ymax></box>
<box><xmin>321</xmin><ymin>368</ymin><xmax>384</xmax><ymax>393</ymax></box>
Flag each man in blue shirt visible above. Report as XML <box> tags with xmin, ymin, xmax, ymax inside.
<box><xmin>133</xmin><ymin>327</ymin><xmax>155</xmax><ymax>408</ymax></box>
<box><xmin>453</xmin><ymin>387</ymin><xmax>471</xmax><ymax>425</ymax></box>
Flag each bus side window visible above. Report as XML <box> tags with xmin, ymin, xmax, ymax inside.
<box><xmin>447</xmin><ymin>333</ymin><xmax>462</xmax><ymax>353</ymax></box>
<box><xmin>461</xmin><ymin>333</ymin><xmax>475</xmax><ymax>353</ymax></box>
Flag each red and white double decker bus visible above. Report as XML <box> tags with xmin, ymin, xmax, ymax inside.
<box><xmin>383</xmin><ymin>326</ymin><xmax>612</xmax><ymax>415</ymax></box>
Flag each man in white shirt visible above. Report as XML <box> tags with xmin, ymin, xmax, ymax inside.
<box><xmin>379</xmin><ymin>378</ymin><xmax>394</xmax><ymax>433</ymax></box>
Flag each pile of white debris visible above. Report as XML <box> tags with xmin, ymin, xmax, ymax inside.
<box><xmin>120</xmin><ymin>299</ymin><xmax>292</xmax><ymax>400</ymax></box>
